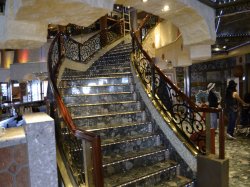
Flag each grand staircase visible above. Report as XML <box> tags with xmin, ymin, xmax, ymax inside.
<box><xmin>58</xmin><ymin>42</ymin><xmax>194</xmax><ymax>186</ymax></box>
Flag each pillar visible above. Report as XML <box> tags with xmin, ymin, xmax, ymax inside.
<box><xmin>23</xmin><ymin>112</ymin><xmax>58</xmax><ymax>187</ymax></box>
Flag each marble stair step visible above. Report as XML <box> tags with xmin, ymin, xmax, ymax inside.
<box><xmin>101</xmin><ymin>133</ymin><xmax>161</xmax><ymax>156</ymax></box>
<box><xmin>106</xmin><ymin>45</ymin><xmax>131</xmax><ymax>53</ymax></box>
<box><xmin>154</xmin><ymin>175</ymin><xmax>194</xmax><ymax>187</ymax></box>
<box><xmin>66</xmin><ymin>65</ymin><xmax>131</xmax><ymax>78</ymax></box>
<box><xmin>60</xmin><ymin>75</ymin><xmax>132</xmax><ymax>87</ymax></box>
<box><xmin>103</xmin><ymin>146</ymin><xmax>168</xmax><ymax>177</ymax></box>
<box><xmin>63</xmin><ymin>91</ymin><xmax>137</xmax><ymax>105</ymax></box>
<box><xmin>107</xmin><ymin>47</ymin><xmax>132</xmax><ymax>54</ymax></box>
<box><xmin>95</xmin><ymin>59</ymin><xmax>130</xmax><ymax>66</ymax></box>
<box><xmin>91</xmin><ymin>62</ymin><xmax>130</xmax><ymax>70</ymax></box>
<box><xmin>104</xmin><ymin>160</ymin><xmax>178</xmax><ymax>187</ymax></box>
<box><xmin>108</xmin><ymin>47</ymin><xmax>132</xmax><ymax>53</ymax></box>
<box><xmin>66</xmin><ymin>100</ymin><xmax>140</xmax><ymax>116</ymax></box>
<box><xmin>72</xmin><ymin>110</ymin><xmax>145</xmax><ymax>127</ymax></box>
<box><xmin>80</xmin><ymin>122</ymin><xmax>152</xmax><ymax>140</ymax></box>
<box><xmin>62</xmin><ymin>71</ymin><xmax>132</xmax><ymax>79</ymax></box>
<box><xmin>62</xmin><ymin>62</ymin><xmax>130</xmax><ymax>77</ymax></box>
<box><xmin>103</xmin><ymin>146</ymin><xmax>167</xmax><ymax>165</ymax></box>
<box><xmin>97</xmin><ymin>56</ymin><xmax>130</xmax><ymax>63</ymax></box>
<box><xmin>101</xmin><ymin>54</ymin><xmax>130</xmax><ymax>59</ymax></box>
<box><xmin>103</xmin><ymin>53</ymin><xmax>131</xmax><ymax>59</ymax></box>
<box><xmin>59</xmin><ymin>83</ymin><xmax>135</xmax><ymax>95</ymax></box>
<box><xmin>100</xmin><ymin>53</ymin><xmax>130</xmax><ymax>59</ymax></box>
<box><xmin>82</xmin><ymin>70</ymin><xmax>131</xmax><ymax>77</ymax></box>
<box><xmin>101</xmin><ymin>49</ymin><xmax>132</xmax><ymax>55</ymax></box>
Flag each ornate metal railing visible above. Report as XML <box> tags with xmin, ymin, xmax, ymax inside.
<box><xmin>65</xmin><ymin>20</ymin><xmax>123</xmax><ymax>63</ymax></box>
<box><xmin>131</xmin><ymin>15</ymin><xmax>225</xmax><ymax>158</ymax></box>
<box><xmin>48</xmin><ymin>32</ymin><xmax>103</xmax><ymax>186</ymax></box>
<box><xmin>139</xmin><ymin>14</ymin><xmax>159</xmax><ymax>41</ymax></box>
<box><xmin>47</xmin><ymin>20</ymin><xmax>124</xmax><ymax>186</ymax></box>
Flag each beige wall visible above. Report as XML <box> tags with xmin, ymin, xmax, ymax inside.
<box><xmin>143</xmin><ymin>20</ymin><xmax>192</xmax><ymax>68</ymax></box>
<box><xmin>143</xmin><ymin>21</ymin><xmax>180</xmax><ymax>58</ymax></box>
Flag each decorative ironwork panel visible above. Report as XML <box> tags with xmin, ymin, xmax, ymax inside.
<box><xmin>80</xmin><ymin>34</ymin><xmax>101</xmax><ymax>62</ymax></box>
<box><xmin>60</xmin><ymin>124</ymin><xmax>85</xmax><ymax>186</ymax></box>
<box><xmin>106</xmin><ymin>32</ymin><xmax>118</xmax><ymax>44</ymax></box>
<box><xmin>132</xmin><ymin>17</ymin><xmax>206</xmax><ymax>152</ymax></box>
<box><xmin>64</xmin><ymin>30</ymin><xmax>121</xmax><ymax>64</ymax></box>
<box><xmin>51</xmin><ymin>40</ymin><xmax>59</xmax><ymax>71</ymax></box>
<box><xmin>65</xmin><ymin>38</ymin><xmax>80</xmax><ymax>61</ymax></box>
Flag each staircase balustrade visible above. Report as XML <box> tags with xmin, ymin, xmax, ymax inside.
<box><xmin>65</xmin><ymin>21</ymin><xmax>124</xmax><ymax>63</ymax></box>
<box><xmin>47</xmin><ymin>20</ymin><xmax>125</xmax><ymax>186</ymax></box>
<box><xmin>131</xmin><ymin>14</ymin><xmax>225</xmax><ymax>159</ymax></box>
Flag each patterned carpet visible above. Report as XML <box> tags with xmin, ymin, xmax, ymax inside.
<box><xmin>223</xmin><ymin>131</ymin><xmax>250</xmax><ymax>187</ymax></box>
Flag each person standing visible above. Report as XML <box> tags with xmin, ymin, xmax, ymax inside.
<box><xmin>207</xmin><ymin>83</ymin><xmax>219</xmax><ymax>131</ymax></box>
<box><xmin>225</xmin><ymin>80</ymin><xmax>249</xmax><ymax>139</ymax></box>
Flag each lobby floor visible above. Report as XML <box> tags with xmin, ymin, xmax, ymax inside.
<box><xmin>222</xmin><ymin>131</ymin><xmax>250</xmax><ymax>187</ymax></box>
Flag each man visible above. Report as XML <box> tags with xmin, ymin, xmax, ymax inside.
<box><xmin>207</xmin><ymin>83</ymin><xmax>219</xmax><ymax>131</ymax></box>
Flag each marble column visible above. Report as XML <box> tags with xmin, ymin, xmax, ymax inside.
<box><xmin>23</xmin><ymin>112</ymin><xmax>57</xmax><ymax>187</ymax></box>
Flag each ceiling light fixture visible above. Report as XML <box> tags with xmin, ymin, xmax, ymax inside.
<box><xmin>162</xmin><ymin>5</ymin><xmax>170</xmax><ymax>12</ymax></box>
<box><xmin>166</xmin><ymin>60</ymin><xmax>173</xmax><ymax>69</ymax></box>
<box><xmin>213</xmin><ymin>47</ymin><xmax>221</xmax><ymax>51</ymax></box>
<box><xmin>142</xmin><ymin>0</ymin><xmax>148</xmax><ymax>3</ymax></box>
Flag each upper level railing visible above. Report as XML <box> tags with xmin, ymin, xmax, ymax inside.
<box><xmin>47</xmin><ymin>20</ymin><xmax>124</xmax><ymax>187</ymax></box>
<box><xmin>131</xmin><ymin>14</ymin><xmax>225</xmax><ymax>159</ymax></box>
<box><xmin>65</xmin><ymin>21</ymin><xmax>123</xmax><ymax>63</ymax></box>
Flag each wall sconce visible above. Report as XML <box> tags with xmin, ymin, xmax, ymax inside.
<box><xmin>166</xmin><ymin>60</ymin><xmax>173</xmax><ymax>69</ymax></box>
<box><xmin>161</xmin><ymin>54</ymin><xmax>165</xmax><ymax>60</ymax></box>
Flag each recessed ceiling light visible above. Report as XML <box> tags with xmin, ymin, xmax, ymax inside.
<box><xmin>162</xmin><ymin>5</ymin><xmax>170</xmax><ymax>12</ymax></box>
<box><xmin>142</xmin><ymin>0</ymin><xmax>148</xmax><ymax>3</ymax></box>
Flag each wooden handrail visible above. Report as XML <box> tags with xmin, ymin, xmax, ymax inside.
<box><xmin>47</xmin><ymin>18</ymin><xmax>125</xmax><ymax>185</ymax></box>
<box><xmin>48</xmin><ymin>32</ymin><xmax>104</xmax><ymax>186</ymax></box>
<box><xmin>132</xmin><ymin>30</ymin><xmax>221</xmax><ymax>114</ymax></box>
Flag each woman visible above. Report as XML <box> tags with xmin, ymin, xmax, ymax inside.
<box><xmin>225</xmin><ymin>80</ymin><xmax>249</xmax><ymax>139</ymax></box>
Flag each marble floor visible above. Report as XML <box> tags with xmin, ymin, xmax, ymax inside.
<box><xmin>221</xmin><ymin>131</ymin><xmax>250</xmax><ymax>187</ymax></box>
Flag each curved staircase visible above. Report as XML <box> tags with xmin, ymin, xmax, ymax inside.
<box><xmin>58</xmin><ymin>42</ymin><xmax>194</xmax><ymax>186</ymax></box>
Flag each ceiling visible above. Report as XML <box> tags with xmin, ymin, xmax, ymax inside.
<box><xmin>199</xmin><ymin>0</ymin><xmax>250</xmax><ymax>54</ymax></box>
<box><xmin>1</xmin><ymin>0</ymin><xmax>250</xmax><ymax>56</ymax></box>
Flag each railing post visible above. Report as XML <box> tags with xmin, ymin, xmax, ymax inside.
<box><xmin>205</xmin><ymin>113</ymin><xmax>211</xmax><ymax>155</ymax></box>
<box><xmin>132</xmin><ymin>33</ymin><xmax>135</xmax><ymax>53</ymax></box>
<box><xmin>78</xmin><ymin>44</ymin><xmax>81</xmax><ymax>61</ymax></box>
<box><xmin>92</xmin><ymin>138</ymin><xmax>104</xmax><ymax>187</ymax></box>
<box><xmin>140</xmin><ymin>28</ymin><xmax>143</xmax><ymax>43</ymax></box>
<box><xmin>100</xmin><ymin>15</ymin><xmax>108</xmax><ymax>47</ymax></box>
<box><xmin>58</xmin><ymin>34</ymin><xmax>61</xmax><ymax>57</ymax></box>
<box><xmin>151</xmin><ymin>58</ymin><xmax>156</xmax><ymax>98</ymax></box>
<box><xmin>82</xmin><ymin>140</ymin><xmax>94</xmax><ymax>187</ymax></box>
<box><xmin>219</xmin><ymin>109</ymin><xmax>225</xmax><ymax>159</ymax></box>
<box><xmin>210</xmin><ymin>127</ymin><xmax>215</xmax><ymax>154</ymax></box>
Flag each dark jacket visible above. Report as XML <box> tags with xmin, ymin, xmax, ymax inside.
<box><xmin>208</xmin><ymin>91</ymin><xmax>219</xmax><ymax>108</ymax></box>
